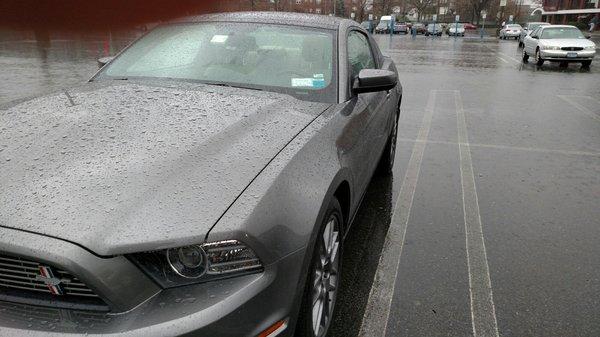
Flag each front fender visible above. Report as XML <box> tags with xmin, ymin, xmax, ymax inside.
<box><xmin>205</xmin><ymin>105</ymin><xmax>351</xmax><ymax>266</ymax></box>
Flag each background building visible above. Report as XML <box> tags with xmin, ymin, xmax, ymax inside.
<box><xmin>538</xmin><ymin>0</ymin><xmax>599</xmax><ymax>27</ymax></box>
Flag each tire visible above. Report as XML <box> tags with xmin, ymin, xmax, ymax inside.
<box><xmin>535</xmin><ymin>49</ymin><xmax>544</xmax><ymax>66</ymax></box>
<box><xmin>522</xmin><ymin>48</ymin><xmax>529</xmax><ymax>62</ymax></box>
<box><xmin>296</xmin><ymin>198</ymin><xmax>343</xmax><ymax>337</ymax></box>
<box><xmin>376</xmin><ymin>108</ymin><xmax>399</xmax><ymax>176</ymax></box>
<box><xmin>582</xmin><ymin>60</ymin><xmax>592</xmax><ymax>67</ymax></box>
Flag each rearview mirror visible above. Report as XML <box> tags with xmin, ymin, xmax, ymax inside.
<box><xmin>97</xmin><ymin>56</ymin><xmax>114</xmax><ymax>68</ymax></box>
<box><xmin>353</xmin><ymin>69</ymin><xmax>397</xmax><ymax>94</ymax></box>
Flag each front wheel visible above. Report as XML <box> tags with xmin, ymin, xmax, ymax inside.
<box><xmin>522</xmin><ymin>48</ymin><xmax>529</xmax><ymax>62</ymax></box>
<box><xmin>535</xmin><ymin>49</ymin><xmax>544</xmax><ymax>66</ymax></box>
<box><xmin>296</xmin><ymin>199</ymin><xmax>343</xmax><ymax>337</ymax></box>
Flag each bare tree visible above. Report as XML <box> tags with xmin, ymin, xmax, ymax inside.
<box><xmin>373</xmin><ymin>0</ymin><xmax>395</xmax><ymax>16</ymax></box>
<box><xmin>472</xmin><ymin>0</ymin><xmax>496</xmax><ymax>23</ymax></box>
<box><xmin>407</xmin><ymin>0</ymin><xmax>436</xmax><ymax>21</ymax></box>
<box><xmin>356</xmin><ymin>0</ymin><xmax>371</xmax><ymax>21</ymax></box>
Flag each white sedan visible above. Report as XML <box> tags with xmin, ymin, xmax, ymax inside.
<box><xmin>447</xmin><ymin>23</ymin><xmax>465</xmax><ymax>36</ymax></box>
<box><xmin>522</xmin><ymin>25</ymin><xmax>596</xmax><ymax>67</ymax></box>
<box><xmin>499</xmin><ymin>24</ymin><xmax>523</xmax><ymax>39</ymax></box>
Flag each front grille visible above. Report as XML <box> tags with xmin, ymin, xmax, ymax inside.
<box><xmin>0</xmin><ymin>255</ymin><xmax>97</xmax><ymax>298</ymax></box>
<box><xmin>0</xmin><ymin>254</ymin><xmax>107</xmax><ymax>311</ymax></box>
<box><xmin>561</xmin><ymin>47</ymin><xmax>583</xmax><ymax>51</ymax></box>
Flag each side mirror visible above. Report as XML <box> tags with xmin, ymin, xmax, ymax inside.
<box><xmin>532</xmin><ymin>35</ymin><xmax>538</xmax><ymax>39</ymax></box>
<box><xmin>586</xmin><ymin>35</ymin><xmax>591</xmax><ymax>39</ymax></box>
<box><xmin>97</xmin><ymin>56</ymin><xmax>115</xmax><ymax>68</ymax></box>
<box><xmin>353</xmin><ymin>69</ymin><xmax>397</xmax><ymax>94</ymax></box>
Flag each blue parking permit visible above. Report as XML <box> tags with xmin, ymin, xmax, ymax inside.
<box><xmin>313</xmin><ymin>79</ymin><xmax>326</xmax><ymax>88</ymax></box>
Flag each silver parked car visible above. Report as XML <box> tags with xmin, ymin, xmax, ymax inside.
<box><xmin>0</xmin><ymin>12</ymin><xmax>402</xmax><ymax>337</ymax></box>
<box><xmin>447</xmin><ymin>23</ymin><xmax>465</xmax><ymax>37</ymax></box>
<box><xmin>499</xmin><ymin>24</ymin><xmax>523</xmax><ymax>39</ymax></box>
<box><xmin>518</xmin><ymin>22</ymin><xmax>550</xmax><ymax>47</ymax></box>
<box><xmin>522</xmin><ymin>25</ymin><xmax>596</xmax><ymax>67</ymax></box>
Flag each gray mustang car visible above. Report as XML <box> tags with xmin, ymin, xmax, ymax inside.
<box><xmin>0</xmin><ymin>12</ymin><xmax>401</xmax><ymax>337</ymax></box>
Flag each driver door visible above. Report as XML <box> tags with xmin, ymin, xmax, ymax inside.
<box><xmin>342</xmin><ymin>30</ymin><xmax>388</xmax><ymax>195</ymax></box>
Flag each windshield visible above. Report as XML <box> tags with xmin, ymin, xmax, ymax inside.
<box><xmin>528</xmin><ymin>23</ymin><xmax>547</xmax><ymax>30</ymax></box>
<box><xmin>540</xmin><ymin>27</ymin><xmax>585</xmax><ymax>39</ymax></box>
<box><xmin>378</xmin><ymin>20</ymin><xmax>390</xmax><ymax>27</ymax></box>
<box><xmin>428</xmin><ymin>24</ymin><xmax>442</xmax><ymax>30</ymax></box>
<box><xmin>98</xmin><ymin>22</ymin><xmax>337</xmax><ymax>103</ymax></box>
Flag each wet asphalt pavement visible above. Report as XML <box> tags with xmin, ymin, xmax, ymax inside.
<box><xmin>1</xmin><ymin>29</ymin><xmax>599</xmax><ymax>337</ymax></box>
<box><xmin>332</xmin><ymin>33</ymin><xmax>600</xmax><ymax>337</ymax></box>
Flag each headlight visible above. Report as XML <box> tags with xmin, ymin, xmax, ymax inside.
<box><xmin>129</xmin><ymin>240</ymin><xmax>263</xmax><ymax>288</ymax></box>
<box><xmin>584</xmin><ymin>45</ymin><xmax>596</xmax><ymax>50</ymax></box>
<box><xmin>541</xmin><ymin>45</ymin><xmax>561</xmax><ymax>50</ymax></box>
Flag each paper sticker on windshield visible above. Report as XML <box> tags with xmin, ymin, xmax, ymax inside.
<box><xmin>211</xmin><ymin>35</ymin><xmax>229</xmax><ymax>43</ymax></box>
<box><xmin>292</xmin><ymin>77</ymin><xmax>326</xmax><ymax>88</ymax></box>
<box><xmin>292</xmin><ymin>78</ymin><xmax>315</xmax><ymax>87</ymax></box>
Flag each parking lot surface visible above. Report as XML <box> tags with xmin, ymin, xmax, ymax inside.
<box><xmin>1</xmin><ymin>29</ymin><xmax>599</xmax><ymax>337</ymax></box>
<box><xmin>332</xmin><ymin>34</ymin><xmax>600</xmax><ymax>337</ymax></box>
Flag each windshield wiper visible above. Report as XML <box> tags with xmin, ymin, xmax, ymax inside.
<box><xmin>202</xmin><ymin>82</ymin><xmax>263</xmax><ymax>91</ymax></box>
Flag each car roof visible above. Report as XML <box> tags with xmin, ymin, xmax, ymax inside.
<box><xmin>540</xmin><ymin>25</ymin><xmax>577</xmax><ymax>29</ymax></box>
<box><xmin>169</xmin><ymin>11</ymin><xmax>354</xmax><ymax>30</ymax></box>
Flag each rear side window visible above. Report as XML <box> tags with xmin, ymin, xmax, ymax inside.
<box><xmin>347</xmin><ymin>31</ymin><xmax>376</xmax><ymax>79</ymax></box>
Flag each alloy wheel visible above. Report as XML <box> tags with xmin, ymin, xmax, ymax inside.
<box><xmin>311</xmin><ymin>217</ymin><xmax>340</xmax><ymax>337</ymax></box>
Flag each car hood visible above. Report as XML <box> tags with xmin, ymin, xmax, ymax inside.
<box><xmin>0</xmin><ymin>81</ymin><xmax>329</xmax><ymax>255</ymax></box>
<box><xmin>540</xmin><ymin>39</ymin><xmax>595</xmax><ymax>48</ymax></box>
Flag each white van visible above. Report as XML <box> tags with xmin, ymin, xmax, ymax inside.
<box><xmin>376</xmin><ymin>15</ymin><xmax>393</xmax><ymax>34</ymax></box>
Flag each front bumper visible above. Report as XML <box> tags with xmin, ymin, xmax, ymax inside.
<box><xmin>0</xmin><ymin>227</ymin><xmax>306</xmax><ymax>337</ymax></box>
<box><xmin>540</xmin><ymin>50</ymin><xmax>596</xmax><ymax>61</ymax></box>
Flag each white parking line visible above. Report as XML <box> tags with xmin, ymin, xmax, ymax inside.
<box><xmin>455</xmin><ymin>91</ymin><xmax>500</xmax><ymax>337</ymax></box>
<box><xmin>497</xmin><ymin>56</ymin><xmax>508</xmax><ymax>64</ymax></box>
<box><xmin>484</xmin><ymin>45</ymin><xmax>521</xmax><ymax>64</ymax></box>
<box><xmin>395</xmin><ymin>138</ymin><xmax>600</xmax><ymax>157</ymax></box>
<box><xmin>558</xmin><ymin>95</ymin><xmax>600</xmax><ymax>122</ymax></box>
<box><xmin>358</xmin><ymin>90</ymin><xmax>437</xmax><ymax>337</ymax></box>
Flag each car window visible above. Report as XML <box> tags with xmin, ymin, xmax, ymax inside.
<box><xmin>100</xmin><ymin>22</ymin><xmax>337</xmax><ymax>103</ymax></box>
<box><xmin>540</xmin><ymin>27</ymin><xmax>585</xmax><ymax>39</ymax></box>
<box><xmin>529</xmin><ymin>23</ymin><xmax>545</xmax><ymax>30</ymax></box>
<box><xmin>530</xmin><ymin>27</ymin><xmax>540</xmax><ymax>37</ymax></box>
<box><xmin>347</xmin><ymin>30</ymin><xmax>376</xmax><ymax>80</ymax></box>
